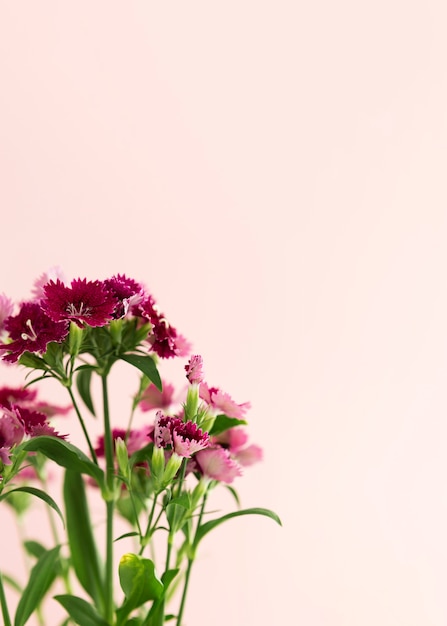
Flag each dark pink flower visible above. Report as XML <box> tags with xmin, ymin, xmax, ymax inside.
<box><xmin>138</xmin><ymin>381</ymin><xmax>176</xmax><ymax>412</ymax></box>
<box><xmin>103</xmin><ymin>274</ymin><xmax>145</xmax><ymax>318</ymax></box>
<box><xmin>42</xmin><ymin>278</ymin><xmax>117</xmax><ymax>327</ymax></box>
<box><xmin>153</xmin><ymin>412</ymin><xmax>180</xmax><ymax>448</ymax></box>
<box><xmin>199</xmin><ymin>383</ymin><xmax>251</xmax><ymax>419</ymax></box>
<box><xmin>139</xmin><ymin>296</ymin><xmax>191</xmax><ymax>359</ymax></box>
<box><xmin>172</xmin><ymin>421</ymin><xmax>209</xmax><ymax>457</ymax></box>
<box><xmin>0</xmin><ymin>302</ymin><xmax>69</xmax><ymax>363</ymax></box>
<box><xmin>185</xmin><ymin>355</ymin><xmax>204</xmax><ymax>385</ymax></box>
<box><xmin>16</xmin><ymin>406</ymin><xmax>67</xmax><ymax>439</ymax></box>
<box><xmin>195</xmin><ymin>446</ymin><xmax>242</xmax><ymax>484</ymax></box>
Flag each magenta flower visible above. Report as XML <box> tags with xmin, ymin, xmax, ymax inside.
<box><xmin>195</xmin><ymin>446</ymin><xmax>242</xmax><ymax>484</ymax></box>
<box><xmin>199</xmin><ymin>383</ymin><xmax>251</xmax><ymax>419</ymax></box>
<box><xmin>42</xmin><ymin>278</ymin><xmax>117</xmax><ymax>327</ymax></box>
<box><xmin>0</xmin><ymin>407</ymin><xmax>25</xmax><ymax>465</ymax></box>
<box><xmin>185</xmin><ymin>355</ymin><xmax>204</xmax><ymax>385</ymax></box>
<box><xmin>138</xmin><ymin>381</ymin><xmax>176</xmax><ymax>412</ymax></box>
<box><xmin>172</xmin><ymin>421</ymin><xmax>210</xmax><ymax>457</ymax></box>
<box><xmin>0</xmin><ymin>302</ymin><xmax>69</xmax><ymax>363</ymax></box>
<box><xmin>153</xmin><ymin>412</ymin><xmax>209</xmax><ymax>458</ymax></box>
<box><xmin>16</xmin><ymin>406</ymin><xmax>67</xmax><ymax>439</ymax></box>
<box><xmin>103</xmin><ymin>274</ymin><xmax>145</xmax><ymax>318</ymax></box>
<box><xmin>32</xmin><ymin>267</ymin><xmax>66</xmax><ymax>300</ymax></box>
<box><xmin>139</xmin><ymin>296</ymin><xmax>191</xmax><ymax>359</ymax></box>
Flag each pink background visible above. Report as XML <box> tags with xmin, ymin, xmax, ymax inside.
<box><xmin>1</xmin><ymin>1</ymin><xmax>447</xmax><ymax>624</ymax></box>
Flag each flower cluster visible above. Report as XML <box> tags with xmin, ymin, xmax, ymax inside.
<box><xmin>0</xmin><ymin>269</ymin><xmax>278</xmax><ymax>626</ymax></box>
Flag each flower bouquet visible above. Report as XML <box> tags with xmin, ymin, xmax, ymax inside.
<box><xmin>0</xmin><ymin>269</ymin><xmax>280</xmax><ymax>626</ymax></box>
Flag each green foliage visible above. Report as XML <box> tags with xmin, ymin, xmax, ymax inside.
<box><xmin>194</xmin><ymin>507</ymin><xmax>282</xmax><ymax>548</ymax></box>
<box><xmin>54</xmin><ymin>595</ymin><xmax>109</xmax><ymax>626</ymax></box>
<box><xmin>63</xmin><ymin>471</ymin><xmax>105</xmax><ymax>612</ymax></box>
<box><xmin>0</xmin><ymin>486</ymin><xmax>64</xmax><ymax>527</ymax></box>
<box><xmin>76</xmin><ymin>366</ymin><xmax>97</xmax><ymax>416</ymax></box>
<box><xmin>14</xmin><ymin>546</ymin><xmax>60</xmax><ymax>626</ymax></box>
<box><xmin>119</xmin><ymin>354</ymin><xmax>162</xmax><ymax>391</ymax></box>
<box><xmin>208</xmin><ymin>414</ymin><xmax>247</xmax><ymax>436</ymax></box>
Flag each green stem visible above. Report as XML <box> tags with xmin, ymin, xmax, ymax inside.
<box><xmin>176</xmin><ymin>489</ymin><xmax>209</xmax><ymax>626</ymax></box>
<box><xmin>66</xmin><ymin>386</ymin><xmax>98</xmax><ymax>464</ymax></box>
<box><xmin>139</xmin><ymin>494</ymin><xmax>158</xmax><ymax>556</ymax></box>
<box><xmin>101</xmin><ymin>375</ymin><xmax>115</xmax><ymax>624</ymax></box>
<box><xmin>0</xmin><ymin>572</ymin><xmax>12</xmax><ymax>626</ymax></box>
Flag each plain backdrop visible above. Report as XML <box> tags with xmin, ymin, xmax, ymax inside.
<box><xmin>1</xmin><ymin>2</ymin><xmax>447</xmax><ymax>625</ymax></box>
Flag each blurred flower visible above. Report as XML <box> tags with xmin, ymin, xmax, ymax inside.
<box><xmin>138</xmin><ymin>381</ymin><xmax>176</xmax><ymax>412</ymax></box>
<box><xmin>0</xmin><ymin>407</ymin><xmax>25</xmax><ymax>465</ymax></box>
<box><xmin>139</xmin><ymin>296</ymin><xmax>191</xmax><ymax>358</ymax></box>
<box><xmin>0</xmin><ymin>294</ymin><xmax>14</xmax><ymax>332</ymax></box>
<box><xmin>195</xmin><ymin>446</ymin><xmax>242</xmax><ymax>484</ymax></box>
<box><xmin>32</xmin><ymin>267</ymin><xmax>66</xmax><ymax>300</ymax></box>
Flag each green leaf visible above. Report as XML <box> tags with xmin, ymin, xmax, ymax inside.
<box><xmin>63</xmin><ymin>471</ymin><xmax>105</xmax><ymax>611</ymax></box>
<box><xmin>18</xmin><ymin>352</ymin><xmax>48</xmax><ymax>370</ymax></box>
<box><xmin>1</xmin><ymin>573</ymin><xmax>22</xmax><ymax>594</ymax></box>
<box><xmin>208</xmin><ymin>414</ymin><xmax>247</xmax><ymax>436</ymax></box>
<box><xmin>54</xmin><ymin>595</ymin><xmax>109</xmax><ymax>626</ymax></box>
<box><xmin>194</xmin><ymin>507</ymin><xmax>282</xmax><ymax>547</ymax></box>
<box><xmin>23</xmin><ymin>541</ymin><xmax>47</xmax><ymax>560</ymax></box>
<box><xmin>166</xmin><ymin>493</ymin><xmax>190</xmax><ymax>534</ymax></box>
<box><xmin>114</xmin><ymin>531</ymin><xmax>140</xmax><ymax>543</ymax></box>
<box><xmin>76</xmin><ymin>366</ymin><xmax>96</xmax><ymax>416</ymax></box>
<box><xmin>119</xmin><ymin>354</ymin><xmax>162</xmax><ymax>391</ymax></box>
<box><xmin>116</xmin><ymin>553</ymin><xmax>163</xmax><ymax>625</ymax></box>
<box><xmin>14</xmin><ymin>546</ymin><xmax>60</xmax><ymax>626</ymax></box>
<box><xmin>0</xmin><ymin>486</ymin><xmax>64</xmax><ymax>527</ymax></box>
<box><xmin>22</xmin><ymin>437</ymin><xmax>104</xmax><ymax>485</ymax></box>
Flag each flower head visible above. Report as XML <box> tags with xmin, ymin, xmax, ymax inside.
<box><xmin>0</xmin><ymin>302</ymin><xmax>69</xmax><ymax>363</ymax></box>
<box><xmin>42</xmin><ymin>278</ymin><xmax>117</xmax><ymax>327</ymax></box>
<box><xmin>195</xmin><ymin>446</ymin><xmax>242</xmax><ymax>484</ymax></box>
<box><xmin>0</xmin><ymin>294</ymin><xmax>14</xmax><ymax>332</ymax></box>
<box><xmin>172</xmin><ymin>420</ymin><xmax>210</xmax><ymax>457</ymax></box>
<box><xmin>15</xmin><ymin>406</ymin><xmax>67</xmax><ymax>439</ymax></box>
<box><xmin>103</xmin><ymin>274</ymin><xmax>145</xmax><ymax>318</ymax></box>
<box><xmin>199</xmin><ymin>383</ymin><xmax>251</xmax><ymax>419</ymax></box>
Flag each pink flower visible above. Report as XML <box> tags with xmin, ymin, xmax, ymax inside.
<box><xmin>32</xmin><ymin>267</ymin><xmax>66</xmax><ymax>300</ymax></box>
<box><xmin>214</xmin><ymin>427</ymin><xmax>263</xmax><ymax>467</ymax></box>
<box><xmin>139</xmin><ymin>381</ymin><xmax>176</xmax><ymax>412</ymax></box>
<box><xmin>42</xmin><ymin>278</ymin><xmax>117</xmax><ymax>327</ymax></box>
<box><xmin>153</xmin><ymin>412</ymin><xmax>179</xmax><ymax>448</ymax></box>
<box><xmin>0</xmin><ymin>301</ymin><xmax>69</xmax><ymax>363</ymax></box>
<box><xmin>0</xmin><ymin>294</ymin><xmax>14</xmax><ymax>332</ymax></box>
<box><xmin>195</xmin><ymin>446</ymin><xmax>242</xmax><ymax>484</ymax></box>
<box><xmin>172</xmin><ymin>421</ymin><xmax>209</xmax><ymax>457</ymax></box>
<box><xmin>103</xmin><ymin>274</ymin><xmax>145</xmax><ymax>319</ymax></box>
<box><xmin>139</xmin><ymin>296</ymin><xmax>191</xmax><ymax>359</ymax></box>
<box><xmin>199</xmin><ymin>383</ymin><xmax>251</xmax><ymax>419</ymax></box>
<box><xmin>185</xmin><ymin>355</ymin><xmax>204</xmax><ymax>385</ymax></box>
<box><xmin>0</xmin><ymin>407</ymin><xmax>25</xmax><ymax>465</ymax></box>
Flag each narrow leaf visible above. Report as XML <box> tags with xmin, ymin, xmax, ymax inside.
<box><xmin>195</xmin><ymin>507</ymin><xmax>282</xmax><ymax>547</ymax></box>
<box><xmin>23</xmin><ymin>541</ymin><xmax>47</xmax><ymax>560</ymax></box>
<box><xmin>54</xmin><ymin>595</ymin><xmax>110</xmax><ymax>626</ymax></box>
<box><xmin>119</xmin><ymin>354</ymin><xmax>162</xmax><ymax>391</ymax></box>
<box><xmin>76</xmin><ymin>367</ymin><xmax>96</xmax><ymax>416</ymax></box>
<box><xmin>0</xmin><ymin>487</ymin><xmax>64</xmax><ymax>527</ymax></box>
<box><xmin>14</xmin><ymin>546</ymin><xmax>60</xmax><ymax>626</ymax></box>
<box><xmin>22</xmin><ymin>437</ymin><xmax>104</xmax><ymax>485</ymax></box>
<box><xmin>63</xmin><ymin>471</ymin><xmax>105</xmax><ymax>611</ymax></box>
